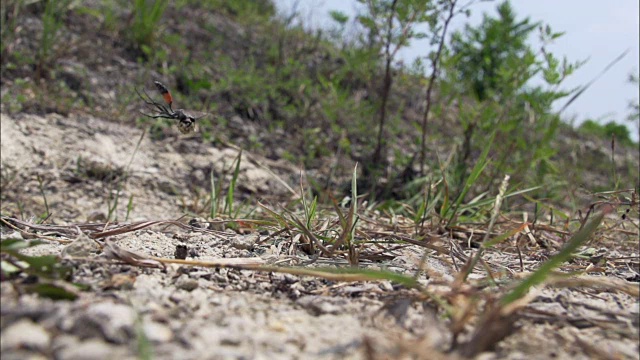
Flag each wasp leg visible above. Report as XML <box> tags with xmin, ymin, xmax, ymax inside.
<box><xmin>136</xmin><ymin>88</ymin><xmax>171</xmax><ymax>115</ymax></box>
<box><xmin>138</xmin><ymin>111</ymin><xmax>177</xmax><ymax>120</ymax></box>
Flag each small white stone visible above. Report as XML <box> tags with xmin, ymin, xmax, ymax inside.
<box><xmin>0</xmin><ymin>319</ymin><xmax>51</xmax><ymax>351</ymax></box>
<box><xmin>143</xmin><ymin>321</ymin><xmax>173</xmax><ymax>343</ymax></box>
<box><xmin>57</xmin><ymin>338</ymin><xmax>126</xmax><ymax>360</ymax></box>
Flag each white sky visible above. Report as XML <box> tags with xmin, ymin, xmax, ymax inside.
<box><xmin>274</xmin><ymin>0</ymin><xmax>640</xmax><ymax>138</ymax></box>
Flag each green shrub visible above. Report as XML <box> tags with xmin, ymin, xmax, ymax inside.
<box><xmin>127</xmin><ymin>0</ymin><xmax>168</xmax><ymax>53</ymax></box>
<box><xmin>580</xmin><ymin>119</ymin><xmax>634</xmax><ymax>145</ymax></box>
<box><xmin>441</xmin><ymin>1</ymin><xmax>582</xmax><ymax>195</ymax></box>
<box><xmin>35</xmin><ymin>0</ymin><xmax>74</xmax><ymax>79</ymax></box>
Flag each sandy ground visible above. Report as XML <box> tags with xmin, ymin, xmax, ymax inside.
<box><xmin>1</xmin><ymin>112</ymin><xmax>639</xmax><ymax>359</ymax></box>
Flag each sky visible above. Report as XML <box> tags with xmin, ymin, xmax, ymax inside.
<box><xmin>274</xmin><ymin>0</ymin><xmax>640</xmax><ymax>139</ymax></box>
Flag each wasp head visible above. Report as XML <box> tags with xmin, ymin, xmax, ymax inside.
<box><xmin>177</xmin><ymin>116</ymin><xmax>196</xmax><ymax>134</ymax></box>
<box><xmin>173</xmin><ymin>109</ymin><xmax>196</xmax><ymax>134</ymax></box>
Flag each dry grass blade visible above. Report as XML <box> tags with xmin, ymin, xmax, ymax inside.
<box><xmin>144</xmin><ymin>256</ymin><xmax>419</xmax><ymax>286</ymax></box>
<box><xmin>90</xmin><ymin>220</ymin><xmax>182</xmax><ymax>238</ymax></box>
<box><xmin>253</xmin><ymin>266</ymin><xmax>418</xmax><ymax>286</ymax></box>
<box><xmin>328</xmin><ymin>197</ymin><xmax>349</xmax><ymax>249</ymax></box>
<box><xmin>368</xmin><ymin>231</ymin><xmax>450</xmax><ymax>255</ymax></box>
<box><xmin>2</xmin><ymin>216</ymin><xmax>78</xmax><ymax>238</ymax></box>
<box><xmin>90</xmin><ymin>220</ymin><xmax>227</xmax><ymax>240</ymax></box>
<box><xmin>1</xmin><ymin>216</ymin><xmax>229</xmax><ymax>241</ymax></box>
<box><xmin>459</xmin><ymin>174</ymin><xmax>510</xmax><ymax>283</ymax></box>
<box><xmin>558</xmin><ymin>49</ymin><xmax>629</xmax><ymax>114</ymax></box>
<box><xmin>224</xmin><ymin>141</ymin><xmax>299</xmax><ymax>197</ymax></box>
<box><xmin>0</xmin><ymin>217</ymin><xmax>74</xmax><ymax>243</ymax></box>
<box><xmin>328</xmin><ymin>194</ymin><xmax>359</xmax><ymax>263</ymax></box>
<box><xmin>546</xmin><ymin>274</ymin><xmax>639</xmax><ymax>298</ymax></box>
<box><xmin>103</xmin><ymin>239</ymin><xmax>165</xmax><ymax>270</ymax></box>
<box><xmin>573</xmin><ymin>334</ymin><xmax>625</xmax><ymax>359</ymax></box>
<box><xmin>154</xmin><ymin>257</ymin><xmax>265</xmax><ymax>267</ymax></box>
<box><xmin>457</xmin><ymin>297</ymin><xmax>523</xmax><ymax>358</ymax></box>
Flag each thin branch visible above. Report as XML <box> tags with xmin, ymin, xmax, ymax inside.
<box><xmin>419</xmin><ymin>0</ymin><xmax>458</xmax><ymax>175</ymax></box>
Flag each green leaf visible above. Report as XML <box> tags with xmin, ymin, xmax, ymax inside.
<box><xmin>1</xmin><ymin>238</ymin><xmax>47</xmax><ymax>252</ymax></box>
<box><xmin>329</xmin><ymin>10</ymin><xmax>349</xmax><ymax>25</ymax></box>
<box><xmin>226</xmin><ymin>149</ymin><xmax>242</xmax><ymax>217</ymax></box>
<box><xmin>357</xmin><ymin>15</ymin><xmax>376</xmax><ymax>30</ymax></box>
<box><xmin>445</xmin><ymin>131</ymin><xmax>496</xmax><ymax>225</ymax></box>
<box><xmin>311</xmin><ymin>267</ymin><xmax>418</xmax><ymax>288</ymax></box>
<box><xmin>26</xmin><ymin>283</ymin><xmax>78</xmax><ymax>301</ymax></box>
<box><xmin>1</xmin><ymin>239</ymin><xmax>30</xmax><ymax>252</ymax></box>
<box><xmin>1</xmin><ymin>260</ymin><xmax>22</xmax><ymax>275</ymax></box>
<box><xmin>11</xmin><ymin>253</ymin><xmax>72</xmax><ymax>279</ymax></box>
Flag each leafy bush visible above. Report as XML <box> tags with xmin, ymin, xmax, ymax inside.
<box><xmin>38</xmin><ymin>0</ymin><xmax>75</xmax><ymax>77</ymax></box>
<box><xmin>440</xmin><ymin>1</ymin><xmax>582</xmax><ymax>194</ymax></box>
<box><xmin>580</xmin><ymin>119</ymin><xmax>635</xmax><ymax>145</ymax></box>
<box><xmin>176</xmin><ymin>0</ymin><xmax>275</xmax><ymax>22</ymax></box>
<box><xmin>1</xmin><ymin>0</ymin><xmax>22</xmax><ymax>68</ymax></box>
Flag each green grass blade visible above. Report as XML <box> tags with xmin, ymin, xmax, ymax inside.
<box><xmin>501</xmin><ymin>208</ymin><xmax>609</xmax><ymax>305</ymax></box>
<box><xmin>482</xmin><ymin>223</ymin><xmax>527</xmax><ymax>248</ymax></box>
<box><xmin>446</xmin><ymin>131</ymin><xmax>496</xmax><ymax>225</ymax></box>
<box><xmin>210</xmin><ymin>167</ymin><xmax>217</xmax><ymax>218</ymax></box>
<box><xmin>125</xmin><ymin>195</ymin><xmax>134</xmax><ymax>221</ymax></box>
<box><xmin>350</xmin><ymin>163</ymin><xmax>358</xmax><ymax>242</ymax></box>
<box><xmin>36</xmin><ymin>175</ymin><xmax>50</xmax><ymax>221</ymax></box>
<box><xmin>280</xmin><ymin>266</ymin><xmax>418</xmax><ymax>288</ymax></box>
<box><xmin>459</xmin><ymin>186</ymin><xmax>541</xmax><ymax>212</ymax></box>
<box><xmin>227</xmin><ymin>150</ymin><xmax>242</xmax><ymax>217</ymax></box>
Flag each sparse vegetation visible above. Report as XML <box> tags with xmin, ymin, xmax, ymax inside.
<box><xmin>128</xmin><ymin>0</ymin><xmax>169</xmax><ymax>57</ymax></box>
<box><xmin>36</xmin><ymin>0</ymin><xmax>75</xmax><ymax>80</ymax></box>
<box><xmin>441</xmin><ymin>2</ymin><xmax>583</xmax><ymax>196</ymax></box>
<box><xmin>580</xmin><ymin>119</ymin><xmax>635</xmax><ymax>146</ymax></box>
<box><xmin>626</xmin><ymin>71</ymin><xmax>640</xmax><ymax>139</ymax></box>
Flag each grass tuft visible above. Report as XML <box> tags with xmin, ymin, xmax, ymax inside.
<box><xmin>501</xmin><ymin>205</ymin><xmax>611</xmax><ymax>305</ymax></box>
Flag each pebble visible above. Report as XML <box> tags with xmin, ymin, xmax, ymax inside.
<box><xmin>0</xmin><ymin>319</ymin><xmax>51</xmax><ymax>352</ymax></box>
<box><xmin>296</xmin><ymin>296</ymin><xmax>348</xmax><ymax>315</ymax></box>
<box><xmin>51</xmin><ymin>334</ymin><xmax>80</xmax><ymax>354</ymax></box>
<box><xmin>175</xmin><ymin>277</ymin><xmax>199</xmax><ymax>292</ymax></box>
<box><xmin>72</xmin><ymin>302</ymin><xmax>135</xmax><ymax>344</ymax></box>
<box><xmin>174</xmin><ymin>243</ymin><xmax>188</xmax><ymax>259</ymax></box>
<box><xmin>230</xmin><ymin>234</ymin><xmax>259</xmax><ymax>250</ymax></box>
<box><xmin>56</xmin><ymin>338</ymin><xmax>130</xmax><ymax>360</ymax></box>
<box><xmin>143</xmin><ymin>321</ymin><xmax>173</xmax><ymax>343</ymax></box>
<box><xmin>0</xmin><ymin>350</ymin><xmax>48</xmax><ymax>360</ymax></box>
<box><xmin>61</xmin><ymin>235</ymin><xmax>102</xmax><ymax>258</ymax></box>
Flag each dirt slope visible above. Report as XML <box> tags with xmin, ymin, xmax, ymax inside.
<box><xmin>1</xmin><ymin>112</ymin><xmax>294</xmax><ymax>222</ymax></box>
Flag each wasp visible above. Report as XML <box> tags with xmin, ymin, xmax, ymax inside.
<box><xmin>136</xmin><ymin>81</ymin><xmax>205</xmax><ymax>134</ymax></box>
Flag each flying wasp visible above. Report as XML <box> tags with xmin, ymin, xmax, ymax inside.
<box><xmin>136</xmin><ymin>81</ymin><xmax>205</xmax><ymax>134</ymax></box>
